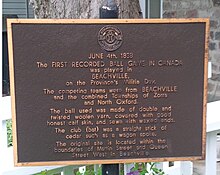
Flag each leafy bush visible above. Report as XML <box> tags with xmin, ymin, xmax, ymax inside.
<box><xmin>6</xmin><ymin>119</ymin><xmax>13</xmax><ymax>147</ymax></box>
<box><xmin>35</xmin><ymin>170</ymin><xmax>47</xmax><ymax>175</ymax></box>
<box><xmin>76</xmin><ymin>165</ymin><xmax>101</xmax><ymax>175</ymax></box>
<box><xmin>131</xmin><ymin>162</ymin><xmax>165</xmax><ymax>175</ymax></box>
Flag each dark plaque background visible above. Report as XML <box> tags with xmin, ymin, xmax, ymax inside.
<box><xmin>10</xmin><ymin>20</ymin><xmax>207</xmax><ymax>165</ymax></box>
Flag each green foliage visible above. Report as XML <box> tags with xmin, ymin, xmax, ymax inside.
<box><xmin>76</xmin><ymin>165</ymin><xmax>101</xmax><ymax>175</ymax></box>
<box><xmin>120</xmin><ymin>164</ymin><xmax>124</xmax><ymax>175</ymax></box>
<box><xmin>6</xmin><ymin>119</ymin><xmax>13</xmax><ymax>147</ymax></box>
<box><xmin>76</xmin><ymin>171</ymin><xmax>82</xmax><ymax>175</ymax></box>
<box><xmin>96</xmin><ymin>167</ymin><xmax>102</xmax><ymax>175</ymax></box>
<box><xmin>31</xmin><ymin>163</ymin><xmax>164</xmax><ymax>175</ymax></box>
<box><xmin>84</xmin><ymin>169</ymin><xmax>96</xmax><ymax>175</ymax></box>
<box><xmin>35</xmin><ymin>170</ymin><xmax>48</xmax><ymax>175</ymax></box>
<box><xmin>76</xmin><ymin>169</ymin><xmax>95</xmax><ymax>175</ymax></box>
<box><xmin>75</xmin><ymin>163</ymin><xmax>164</xmax><ymax>175</ymax></box>
<box><xmin>131</xmin><ymin>162</ymin><xmax>165</xmax><ymax>175</ymax></box>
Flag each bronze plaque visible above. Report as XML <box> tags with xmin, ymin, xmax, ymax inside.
<box><xmin>7</xmin><ymin>19</ymin><xmax>209</xmax><ymax>166</ymax></box>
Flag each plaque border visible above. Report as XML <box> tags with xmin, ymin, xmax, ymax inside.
<box><xmin>7</xmin><ymin>18</ymin><xmax>209</xmax><ymax>166</ymax></box>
